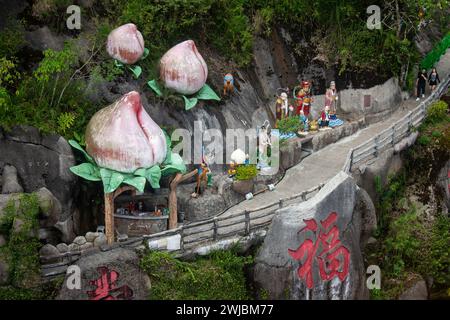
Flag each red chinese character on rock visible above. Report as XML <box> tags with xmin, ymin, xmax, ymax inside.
<box><xmin>87</xmin><ymin>266</ymin><xmax>134</xmax><ymax>300</ymax></box>
<box><xmin>288</xmin><ymin>212</ymin><xmax>350</xmax><ymax>289</ymax></box>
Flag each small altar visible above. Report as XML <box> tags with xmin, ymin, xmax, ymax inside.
<box><xmin>113</xmin><ymin>191</ymin><xmax>169</xmax><ymax>237</ymax></box>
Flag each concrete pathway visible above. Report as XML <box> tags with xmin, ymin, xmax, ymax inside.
<box><xmin>218</xmin><ymin>49</ymin><xmax>450</xmax><ymax>219</ymax></box>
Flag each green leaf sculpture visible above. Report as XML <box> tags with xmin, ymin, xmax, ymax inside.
<box><xmin>100</xmin><ymin>168</ymin><xmax>125</xmax><ymax>194</ymax></box>
<box><xmin>148</xmin><ymin>79</ymin><xmax>163</xmax><ymax>97</ymax></box>
<box><xmin>69</xmin><ymin>163</ymin><xmax>101</xmax><ymax>181</ymax></box>
<box><xmin>196</xmin><ymin>84</ymin><xmax>221</xmax><ymax>101</ymax></box>
<box><xmin>183</xmin><ymin>96</ymin><xmax>199</xmax><ymax>111</ymax></box>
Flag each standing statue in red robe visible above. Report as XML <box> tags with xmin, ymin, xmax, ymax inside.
<box><xmin>294</xmin><ymin>81</ymin><xmax>313</xmax><ymax>117</ymax></box>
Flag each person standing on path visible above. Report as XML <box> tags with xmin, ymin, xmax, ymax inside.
<box><xmin>416</xmin><ymin>69</ymin><xmax>428</xmax><ymax>101</ymax></box>
<box><xmin>428</xmin><ymin>67</ymin><xmax>440</xmax><ymax>92</ymax></box>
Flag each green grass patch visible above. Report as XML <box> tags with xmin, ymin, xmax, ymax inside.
<box><xmin>140</xmin><ymin>248</ymin><xmax>253</xmax><ymax>300</ymax></box>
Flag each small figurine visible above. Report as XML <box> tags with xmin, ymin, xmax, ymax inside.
<box><xmin>298</xmin><ymin>110</ymin><xmax>310</xmax><ymax>135</ymax></box>
<box><xmin>192</xmin><ymin>160</ymin><xmax>210</xmax><ymax>198</ymax></box>
<box><xmin>223</xmin><ymin>73</ymin><xmax>234</xmax><ymax>96</ymax></box>
<box><xmin>228</xmin><ymin>161</ymin><xmax>237</xmax><ymax>177</ymax></box>
<box><xmin>318</xmin><ymin>106</ymin><xmax>331</xmax><ymax>130</ymax></box>
<box><xmin>310</xmin><ymin>120</ymin><xmax>318</xmax><ymax>132</ymax></box>
<box><xmin>294</xmin><ymin>81</ymin><xmax>313</xmax><ymax>117</ymax></box>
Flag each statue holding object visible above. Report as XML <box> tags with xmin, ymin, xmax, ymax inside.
<box><xmin>258</xmin><ymin>121</ymin><xmax>272</xmax><ymax>169</ymax></box>
<box><xmin>325</xmin><ymin>81</ymin><xmax>344</xmax><ymax>127</ymax></box>
<box><xmin>294</xmin><ymin>81</ymin><xmax>313</xmax><ymax>117</ymax></box>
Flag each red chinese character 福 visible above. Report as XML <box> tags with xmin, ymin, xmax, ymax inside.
<box><xmin>288</xmin><ymin>212</ymin><xmax>350</xmax><ymax>289</ymax></box>
<box><xmin>87</xmin><ymin>266</ymin><xmax>133</xmax><ymax>300</ymax></box>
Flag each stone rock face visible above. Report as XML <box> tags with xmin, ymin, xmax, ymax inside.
<box><xmin>399</xmin><ymin>277</ymin><xmax>428</xmax><ymax>300</ymax></box>
<box><xmin>36</xmin><ymin>187</ymin><xmax>62</xmax><ymax>226</ymax></box>
<box><xmin>0</xmin><ymin>126</ymin><xmax>77</xmax><ymax>223</ymax></box>
<box><xmin>55</xmin><ymin>217</ymin><xmax>76</xmax><ymax>243</ymax></box>
<box><xmin>1</xmin><ymin>165</ymin><xmax>23</xmax><ymax>194</ymax></box>
<box><xmin>354</xmin><ymin>148</ymin><xmax>403</xmax><ymax>204</ymax></box>
<box><xmin>0</xmin><ymin>254</ymin><xmax>9</xmax><ymax>285</ymax></box>
<box><xmin>354</xmin><ymin>188</ymin><xmax>377</xmax><ymax>249</ymax></box>
<box><xmin>437</xmin><ymin>160</ymin><xmax>450</xmax><ymax>212</ymax></box>
<box><xmin>280</xmin><ymin>139</ymin><xmax>302</xmax><ymax>171</ymax></box>
<box><xmin>178</xmin><ymin>188</ymin><xmax>227</xmax><ymax>222</ymax></box>
<box><xmin>253</xmin><ymin>171</ymin><xmax>369</xmax><ymax>300</ymax></box>
<box><xmin>57</xmin><ymin>248</ymin><xmax>151</xmax><ymax>300</ymax></box>
<box><xmin>25</xmin><ymin>26</ymin><xmax>67</xmax><ymax>51</ymax></box>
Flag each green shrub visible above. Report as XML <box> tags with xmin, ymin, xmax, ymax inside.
<box><xmin>277</xmin><ymin>116</ymin><xmax>301</xmax><ymax>135</ymax></box>
<box><xmin>235</xmin><ymin>164</ymin><xmax>258</xmax><ymax>181</ymax></box>
<box><xmin>140</xmin><ymin>249</ymin><xmax>253</xmax><ymax>300</ymax></box>
<box><xmin>0</xmin><ymin>194</ymin><xmax>42</xmax><ymax>288</ymax></box>
<box><xmin>426</xmin><ymin>100</ymin><xmax>448</xmax><ymax>124</ymax></box>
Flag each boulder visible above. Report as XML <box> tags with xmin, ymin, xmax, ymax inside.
<box><xmin>1</xmin><ymin>165</ymin><xmax>23</xmax><ymax>194</ymax></box>
<box><xmin>85</xmin><ymin>232</ymin><xmax>99</xmax><ymax>243</ymax></box>
<box><xmin>399</xmin><ymin>277</ymin><xmax>428</xmax><ymax>300</ymax></box>
<box><xmin>36</xmin><ymin>187</ymin><xmax>62</xmax><ymax>226</ymax></box>
<box><xmin>178</xmin><ymin>188</ymin><xmax>227</xmax><ymax>222</ymax></box>
<box><xmin>253</xmin><ymin>171</ymin><xmax>368</xmax><ymax>300</ymax></box>
<box><xmin>0</xmin><ymin>235</ymin><xmax>6</xmax><ymax>247</ymax></box>
<box><xmin>56</xmin><ymin>243</ymin><xmax>69</xmax><ymax>254</ymax></box>
<box><xmin>0</xmin><ymin>126</ymin><xmax>77</xmax><ymax>222</ymax></box>
<box><xmin>73</xmin><ymin>236</ymin><xmax>87</xmax><ymax>246</ymax></box>
<box><xmin>280</xmin><ymin>139</ymin><xmax>302</xmax><ymax>171</ymax></box>
<box><xmin>57</xmin><ymin>248</ymin><xmax>151</xmax><ymax>300</ymax></box>
<box><xmin>39</xmin><ymin>244</ymin><xmax>60</xmax><ymax>263</ymax></box>
<box><xmin>68</xmin><ymin>243</ymin><xmax>80</xmax><ymax>252</ymax></box>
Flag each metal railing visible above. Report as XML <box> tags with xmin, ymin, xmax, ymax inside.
<box><xmin>344</xmin><ymin>75</ymin><xmax>450</xmax><ymax>173</ymax></box>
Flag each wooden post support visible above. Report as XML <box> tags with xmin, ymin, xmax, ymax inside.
<box><xmin>104</xmin><ymin>192</ymin><xmax>114</xmax><ymax>245</ymax></box>
<box><xmin>168</xmin><ymin>169</ymin><xmax>198</xmax><ymax>230</ymax></box>
<box><xmin>104</xmin><ymin>186</ymin><xmax>137</xmax><ymax>245</ymax></box>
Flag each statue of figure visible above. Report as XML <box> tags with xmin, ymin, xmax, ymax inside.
<box><xmin>192</xmin><ymin>160</ymin><xmax>210</xmax><ymax>198</ymax></box>
<box><xmin>325</xmin><ymin>81</ymin><xmax>344</xmax><ymax>128</ymax></box>
<box><xmin>258</xmin><ymin>124</ymin><xmax>272</xmax><ymax>169</ymax></box>
<box><xmin>223</xmin><ymin>73</ymin><xmax>234</xmax><ymax>96</ymax></box>
<box><xmin>318</xmin><ymin>106</ymin><xmax>331</xmax><ymax>130</ymax></box>
<box><xmin>275</xmin><ymin>91</ymin><xmax>289</xmax><ymax>127</ymax></box>
<box><xmin>294</xmin><ymin>81</ymin><xmax>313</xmax><ymax>117</ymax></box>
<box><xmin>325</xmin><ymin>81</ymin><xmax>338</xmax><ymax>115</ymax></box>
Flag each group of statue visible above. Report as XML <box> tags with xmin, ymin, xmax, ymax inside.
<box><xmin>275</xmin><ymin>80</ymin><xmax>344</xmax><ymax>134</ymax></box>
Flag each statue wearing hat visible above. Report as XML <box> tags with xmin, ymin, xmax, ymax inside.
<box><xmin>294</xmin><ymin>81</ymin><xmax>313</xmax><ymax>117</ymax></box>
<box><xmin>325</xmin><ymin>81</ymin><xmax>338</xmax><ymax>115</ymax></box>
<box><xmin>325</xmin><ymin>80</ymin><xmax>344</xmax><ymax>127</ymax></box>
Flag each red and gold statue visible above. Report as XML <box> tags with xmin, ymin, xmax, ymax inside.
<box><xmin>294</xmin><ymin>81</ymin><xmax>313</xmax><ymax>117</ymax></box>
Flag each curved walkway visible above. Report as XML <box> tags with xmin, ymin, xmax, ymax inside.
<box><xmin>218</xmin><ymin>49</ymin><xmax>450</xmax><ymax>219</ymax></box>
